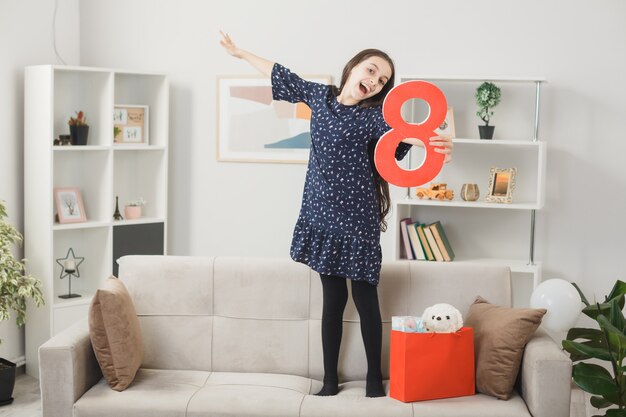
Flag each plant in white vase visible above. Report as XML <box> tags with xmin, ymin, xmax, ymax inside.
<box><xmin>125</xmin><ymin>197</ymin><xmax>146</xmax><ymax>220</ymax></box>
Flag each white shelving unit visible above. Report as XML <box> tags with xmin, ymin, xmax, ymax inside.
<box><xmin>392</xmin><ymin>75</ymin><xmax>546</xmax><ymax>296</ymax></box>
<box><xmin>24</xmin><ymin>65</ymin><xmax>169</xmax><ymax>377</ymax></box>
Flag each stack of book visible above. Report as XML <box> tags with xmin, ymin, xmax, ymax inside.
<box><xmin>399</xmin><ymin>218</ymin><xmax>455</xmax><ymax>262</ymax></box>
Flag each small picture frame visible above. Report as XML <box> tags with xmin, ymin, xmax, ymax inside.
<box><xmin>486</xmin><ymin>167</ymin><xmax>517</xmax><ymax>203</ymax></box>
<box><xmin>435</xmin><ymin>107</ymin><xmax>455</xmax><ymax>139</ymax></box>
<box><xmin>113</xmin><ymin>105</ymin><xmax>149</xmax><ymax>145</ymax></box>
<box><xmin>54</xmin><ymin>188</ymin><xmax>87</xmax><ymax>223</ymax></box>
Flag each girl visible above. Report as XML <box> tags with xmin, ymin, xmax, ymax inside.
<box><xmin>220</xmin><ymin>32</ymin><xmax>453</xmax><ymax>397</ymax></box>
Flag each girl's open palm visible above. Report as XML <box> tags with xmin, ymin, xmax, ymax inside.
<box><xmin>220</xmin><ymin>31</ymin><xmax>242</xmax><ymax>58</ymax></box>
<box><xmin>430</xmin><ymin>135</ymin><xmax>454</xmax><ymax>163</ymax></box>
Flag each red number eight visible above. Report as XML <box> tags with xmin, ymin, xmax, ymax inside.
<box><xmin>374</xmin><ymin>81</ymin><xmax>448</xmax><ymax>187</ymax></box>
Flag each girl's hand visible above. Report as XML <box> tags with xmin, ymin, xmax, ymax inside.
<box><xmin>220</xmin><ymin>30</ymin><xmax>243</xmax><ymax>58</ymax></box>
<box><xmin>430</xmin><ymin>135</ymin><xmax>453</xmax><ymax>163</ymax></box>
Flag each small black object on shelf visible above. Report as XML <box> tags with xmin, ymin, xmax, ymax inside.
<box><xmin>55</xmin><ymin>248</ymin><xmax>85</xmax><ymax>299</ymax></box>
<box><xmin>113</xmin><ymin>195</ymin><xmax>124</xmax><ymax>220</ymax></box>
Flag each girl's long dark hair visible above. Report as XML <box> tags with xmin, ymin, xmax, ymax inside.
<box><xmin>331</xmin><ymin>49</ymin><xmax>395</xmax><ymax>232</ymax></box>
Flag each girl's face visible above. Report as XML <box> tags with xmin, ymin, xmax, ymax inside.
<box><xmin>344</xmin><ymin>56</ymin><xmax>393</xmax><ymax>104</ymax></box>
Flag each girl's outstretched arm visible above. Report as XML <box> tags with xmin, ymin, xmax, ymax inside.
<box><xmin>220</xmin><ymin>31</ymin><xmax>275</xmax><ymax>77</ymax></box>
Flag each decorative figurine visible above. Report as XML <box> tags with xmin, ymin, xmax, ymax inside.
<box><xmin>55</xmin><ymin>248</ymin><xmax>84</xmax><ymax>299</ymax></box>
<box><xmin>415</xmin><ymin>183</ymin><xmax>454</xmax><ymax>201</ymax></box>
<box><xmin>113</xmin><ymin>196</ymin><xmax>124</xmax><ymax>220</ymax></box>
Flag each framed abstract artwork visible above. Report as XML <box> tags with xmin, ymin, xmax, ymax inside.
<box><xmin>217</xmin><ymin>74</ymin><xmax>331</xmax><ymax>163</ymax></box>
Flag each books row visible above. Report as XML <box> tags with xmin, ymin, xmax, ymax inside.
<box><xmin>399</xmin><ymin>218</ymin><xmax>455</xmax><ymax>262</ymax></box>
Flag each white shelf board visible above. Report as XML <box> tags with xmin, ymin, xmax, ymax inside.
<box><xmin>50</xmin><ymin>64</ymin><xmax>166</xmax><ymax>77</ymax></box>
<box><xmin>396</xmin><ymin>258</ymin><xmax>540</xmax><ymax>274</ymax></box>
<box><xmin>112</xmin><ymin>217</ymin><xmax>166</xmax><ymax>226</ymax></box>
<box><xmin>394</xmin><ymin>199</ymin><xmax>542</xmax><ymax>210</ymax></box>
<box><xmin>53</xmin><ymin>220</ymin><xmax>111</xmax><ymax>231</ymax></box>
<box><xmin>452</xmin><ymin>138</ymin><xmax>543</xmax><ymax>147</ymax></box>
<box><xmin>113</xmin><ymin>145</ymin><xmax>166</xmax><ymax>151</ymax></box>
<box><xmin>53</xmin><ymin>294</ymin><xmax>93</xmax><ymax>308</ymax></box>
<box><xmin>459</xmin><ymin>258</ymin><xmax>541</xmax><ymax>274</ymax></box>
<box><xmin>53</xmin><ymin>145</ymin><xmax>110</xmax><ymax>151</ymax></box>
<box><xmin>399</xmin><ymin>76</ymin><xmax>546</xmax><ymax>83</ymax></box>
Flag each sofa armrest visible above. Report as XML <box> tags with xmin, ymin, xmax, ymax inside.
<box><xmin>39</xmin><ymin>319</ymin><xmax>102</xmax><ymax>417</ymax></box>
<box><xmin>519</xmin><ymin>328</ymin><xmax>572</xmax><ymax>417</ymax></box>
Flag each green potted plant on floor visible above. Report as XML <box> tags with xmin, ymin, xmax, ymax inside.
<box><xmin>0</xmin><ymin>201</ymin><xmax>44</xmax><ymax>406</ymax></box>
<box><xmin>562</xmin><ymin>280</ymin><xmax>626</xmax><ymax>416</ymax></box>
<box><xmin>475</xmin><ymin>82</ymin><xmax>501</xmax><ymax>139</ymax></box>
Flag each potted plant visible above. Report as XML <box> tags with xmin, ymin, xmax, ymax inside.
<box><xmin>68</xmin><ymin>111</ymin><xmax>89</xmax><ymax>145</ymax></box>
<box><xmin>475</xmin><ymin>82</ymin><xmax>501</xmax><ymax>139</ymax></box>
<box><xmin>124</xmin><ymin>197</ymin><xmax>146</xmax><ymax>220</ymax></box>
<box><xmin>562</xmin><ymin>280</ymin><xmax>626</xmax><ymax>416</ymax></box>
<box><xmin>0</xmin><ymin>201</ymin><xmax>44</xmax><ymax>406</ymax></box>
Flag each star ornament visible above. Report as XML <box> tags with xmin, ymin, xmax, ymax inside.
<box><xmin>55</xmin><ymin>248</ymin><xmax>85</xmax><ymax>279</ymax></box>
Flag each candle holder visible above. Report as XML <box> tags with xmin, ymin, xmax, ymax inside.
<box><xmin>55</xmin><ymin>248</ymin><xmax>84</xmax><ymax>299</ymax></box>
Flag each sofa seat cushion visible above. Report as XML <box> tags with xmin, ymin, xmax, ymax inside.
<box><xmin>301</xmin><ymin>381</ymin><xmax>412</xmax><ymax>417</ymax></box>
<box><xmin>411</xmin><ymin>391</ymin><xmax>531</xmax><ymax>417</ymax></box>
<box><xmin>186</xmin><ymin>372</ymin><xmax>312</xmax><ymax>417</ymax></box>
<box><xmin>301</xmin><ymin>381</ymin><xmax>531</xmax><ymax>417</ymax></box>
<box><xmin>73</xmin><ymin>369</ymin><xmax>209</xmax><ymax>417</ymax></box>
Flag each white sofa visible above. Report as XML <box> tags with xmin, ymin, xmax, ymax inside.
<box><xmin>39</xmin><ymin>256</ymin><xmax>572</xmax><ymax>417</ymax></box>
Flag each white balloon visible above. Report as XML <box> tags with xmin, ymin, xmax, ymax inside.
<box><xmin>530</xmin><ymin>278</ymin><xmax>582</xmax><ymax>332</ymax></box>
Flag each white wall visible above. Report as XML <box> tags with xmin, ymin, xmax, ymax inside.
<box><xmin>79</xmin><ymin>0</ymin><xmax>626</xmax><ymax>303</ymax></box>
<box><xmin>0</xmin><ymin>0</ymin><xmax>79</xmax><ymax>363</ymax></box>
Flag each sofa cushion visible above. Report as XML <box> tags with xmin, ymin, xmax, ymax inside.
<box><xmin>407</xmin><ymin>262</ymin><xmax>512</xmax><ymax>317</ymax></box>
<box><xmin>88</xmin><ymin>276</ymin><xmax>143</xmax><ymax>391</ymax></box>
<box><xmin>301</xmin><ymin>380</ymin><xmax>412</xmax><ymax>417</ymax></box>
<box><xmin>464</xmin><ymin>296</ymin><xmax>546</xmax><ymax>400</ymax></box>
<box><xmin>74</xmin><ymin>369</ymin><xmax>209</xmax><ymax>417</ymax></box>
<box><xmin>302</xmin><ymin>381</ymin><xmax>530</xmax><ymax>417</ymax></box>
<box><xmin>118</xmin><ymin>255</ymin><xmax>214</xmax><ymax>315</ymax></box>
<box><xmin>186</xmin><ymin>372</ymin><xmax>311</xmax><ymax>417</ymax></box>
<box><xmin>411</xmin><ymin>391</ymin><xmax>531</xmax><ymax>417</ymax></box>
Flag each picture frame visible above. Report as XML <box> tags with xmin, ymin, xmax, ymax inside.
<box><xmin>113</xmin><ymin>105</ymin><xmax>149</xmax><ymax>145</ymax></box>
<box><xmin>485</xmin><ymin>167</ymin><xmax>517</xmax><ymax>203</ymax></box>
<box><xmin>54</xmin><ymin>187</ymin><xmax>87</xmax><ymax>223</ymax></box>
<box><xmin>217</xmin><ymin>74</ymin><xmax>332</xmax><ymax>164</ymax></box>
<box><xmin>434</xmin><ymin>107</ymin><xmax>455</xmax><ymax>139</ymax></box>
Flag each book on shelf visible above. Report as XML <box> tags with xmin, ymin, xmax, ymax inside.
<box><xmin>399</xmin><ymin>218</ymin><xmax>414</xmax><ymax>260</ymax></box>
<box><xmin>407</xmin><ymin>222</ymin><xmax>426</xmax><ymax>260</ymax></box>
<box><xmin>398</xmin><ymin>218</ymin><xmax>455</xmax><ymax>262</ymax></box>
<box><xmin>416</xmin><ymin>224</ymin><xmax>435</xmax><ymax>261</ymax></box>
<box><xmin>423</xmin><ymin>226</ymin><xmax>444</xmax><ymax>261</ymax></box>
<box><xmin>428</xmin><ymin>221</ymin><xmax>455</xmax><ymax>262</ymax></box>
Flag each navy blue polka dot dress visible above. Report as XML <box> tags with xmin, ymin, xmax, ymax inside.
<box><xmin>272</xmin><ymin>63</ymin><xmax>410</xmax><ymax>286</ymax></box>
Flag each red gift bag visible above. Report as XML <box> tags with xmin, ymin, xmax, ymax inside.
<box><xmin>390</xmin><ymin>327</ymin><xmax>475</xmax><ymax>402</ymax></box>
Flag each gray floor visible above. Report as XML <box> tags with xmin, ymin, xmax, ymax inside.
<box><xmin>0</xmin><ymin>373</ymin><xmax>596</xmax><ymax>417</ymax></box>
<box><xmin>0</xmin><ymin>374</ymin><xmax>41</xmax><ymax>417</ymax></box>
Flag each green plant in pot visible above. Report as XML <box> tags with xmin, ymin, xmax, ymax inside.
<box><xmin>68</xmin><ymin>110</ymin><xmax>89</xmax><ymax>145</ymax></box>
<box><xmin>0</xmin><ymin>201</ymin><xmax>44</xmax><ymax>406</ymax></box>
<box><xmin>475</xmin><ymin>82</ymin><xmax>501</xmax><ymax>139</ymax></box>
<box><xmin>563</xmin><ymin>280</ymin><xmax>626</xmax><ymax>416</ymax></box>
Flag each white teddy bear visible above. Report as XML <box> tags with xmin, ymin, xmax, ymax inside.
<box><xmin>421</xmin><ymin>303</ymin><xmax>463</xmax><ymax>333</ymax></box>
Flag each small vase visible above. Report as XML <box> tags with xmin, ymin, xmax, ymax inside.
<box><xmin>124</xmin><ymin>205</ymin><xmax>142</xmax><ymax>220</ymax></box>
<box><xmin>461</xmin><ymin>184</ymin><xmax>480</xmax><ymax>201</ymax></box>
<box><xmin>478</xmin><ymin>125</ymin><xmax>495</xmax><ymax>140</ymax></box>
<box><xmin>69</xmin><ymin>125</ymin><xmax>89</xmax><ymax>145</ymax></box>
